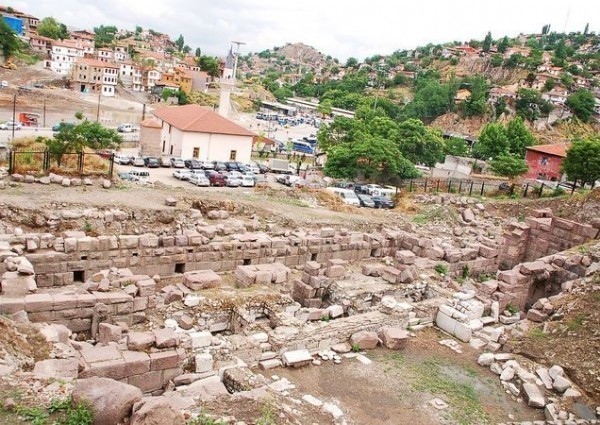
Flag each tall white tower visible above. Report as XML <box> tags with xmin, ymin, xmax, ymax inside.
<box><xmin>218</xmin><ymin>47</ymin><xmax>235</xmax><ymax>118</ymax></box>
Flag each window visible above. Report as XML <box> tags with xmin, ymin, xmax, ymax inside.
<box><xmin>162</xmin><ymin>140</ymin><xmax>166</xmax><ymax>152</ymax></box>
<box><xmin>541</xmin><ymin>157</ymin><xmax>548</xmax><ymax>165</ymax></box>
<box><xmin>229</xmin><ymin>150</ymin><xmax>237</xmax><ymax>160</ymax></box>
<box><xmin>193</xmin><ymin>147</ymin><xmax>200</xmax><ymax>159</ymax></box>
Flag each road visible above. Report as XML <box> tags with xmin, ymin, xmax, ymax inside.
<box><xmin>0</xmin><ymin>127</ymin><xmax>139</xmax><ymax>145</ymax></box>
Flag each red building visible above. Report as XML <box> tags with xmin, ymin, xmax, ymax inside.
<box><xmin>524</xmin><ymin>143</ymin><xmax>569</xmax><ymax>181</ymax></box>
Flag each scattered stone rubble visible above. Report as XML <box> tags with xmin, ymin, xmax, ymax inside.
<box><xmin>0</xmin><ymin>200</ymin><xmax>599</xmax><ymax>424</ymax></box>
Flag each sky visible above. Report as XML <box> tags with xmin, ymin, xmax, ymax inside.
<box><xmin>13</xmin><ymin>0</ymin><xmax>600</xmax><ymax>61</ymax></box>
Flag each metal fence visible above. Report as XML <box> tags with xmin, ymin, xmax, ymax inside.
<box><xmin>391</xmin><ymin>177</ymin><xmax>576</xmax><ymax>198</ymax></box>
<box><xmin>7</xmin><ymin>150</ymin><xmax>115</xmax><ymax>177</ymax></box>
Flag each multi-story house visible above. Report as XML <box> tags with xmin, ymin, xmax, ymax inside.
<box><xmin>143</xmin><ymin>68</ymin><xmax>162</xmax><ymax>92</ymax></box>
<box><xmin>132</xmin><ymin>67</ymin><xmax>143</xmax><ymax>92</ymax></box>
<box><xmin>71</xmin><ymin>58</ymin><xmax>119</xmax><ymax>97</ymax></box>
<box><xmin>162</xmin><ymin>67</ymin><xmax>193</xmax><ymax>94</ymax></box>
<box><xmin>70</xmin><ymin>30</ymin><xmax>95</xmax><ymax>56</ymax></box>
<box><xmin>119</xmin><ymin>61</ymin><xmax>135</xmax><ymax>88</ymax></box>
<box><xmin>97</xmin><ymin>48</ymin><xmax>114</xmax><ymax>63</ymax></box>
<box><xmin>29</xmin><ymin>35</ymin><xmax>53</xmax><ymax>57</ymax></box>
<box><xmin>50</xmin><ymin>40</ymin><xmax>84</xmax><ymax>75</ymax></box>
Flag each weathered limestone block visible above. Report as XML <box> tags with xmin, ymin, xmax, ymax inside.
<box><xmin>282</xmin><ymin>349</ymin><xmax>313</xmax><ymax>367</ymax></box>
<box><xmin>396</xmin><ymin>250</ymin><xmax>416</xmax><ymax>265</ymax></box>
<box><xmin>350</xmin><ymin>330</ymin><xmax>379</xmax><ymax>350</ymax></box>
<box><xmin>378</xmin><ymin>327</ymin><xmax>409</xmax><ymax>350</ymax></box>
<box><xmin>234</xmin><ymin>266</ymin><xmax>257</xmax><ymax>287</ymax></box>
<box><xmin>128</xmin><ymin>332</ymin><xmax>156</xmax><ymax>351</ymax></box>
<box><xmin>153</xmin><ymin>328</ymin><xmax>179</xmax><ymax>349</ymax></box>
<box><xmin>98</xmin><ymin>323</ymin><xmax>123</xmax><ymax>344</ymax></box>
<box><xmin>183</xmin><ymin>269</ymin><xmax>222</xmax><ymax>291</ymax></box>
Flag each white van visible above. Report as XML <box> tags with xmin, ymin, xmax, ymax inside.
<box><xmin>370</xmin><ymin>188</ymin><xmax>396</xmax><ymax>198</ymax></box>
<box><xmin>326</xmin><ymin>187</ymin><xmax>360</xmax><ymax>206</ymax></box>
<box><xmin>129</xmin><ymin>170</ymin><xmax>150</xmax><ymax>184</ymax></box>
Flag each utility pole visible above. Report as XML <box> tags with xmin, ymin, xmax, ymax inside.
<box><xmin>230</xmin><ymin>40</ymin><xmax>246</xmax><ymax>89</ymax></box>
<box><xmin>142</xmin><ymin>103</ymin><xmax>146</xmax><ymax>121</ymax></box>
<box><xmin>96</xmin><ymin>94</ymin><xmax>101</xmax><ymax>122</ymax></box>
<box><xmin>43</xmin><ymin>99</ymin><xmax>46</xmax><ymax>127</ymax></box>
<box><xmin>11</xmin><ymin>94</ymin><xmax>16</xmax><ymax>142</ymax></box>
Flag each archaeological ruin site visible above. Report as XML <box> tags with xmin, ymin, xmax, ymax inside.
<box><xmin>1</xmin><ymin>185</ymin><xmax>599</xmax><ymax>425</ymax></box>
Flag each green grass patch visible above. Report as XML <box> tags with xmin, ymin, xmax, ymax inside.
<box><xmin>528</xmin><ymin>327</ymin><xmax>549</xmax><ymax>340</ymax></box>
<box><xmin>567</xmin><ymin>313</ymin><xmax>587</xmax><ymax>331</ymax></box>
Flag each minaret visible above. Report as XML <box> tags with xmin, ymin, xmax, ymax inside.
<box><xmin>218</xmin><ymin>47</ymin><xmax>235</xmax><ymax>118</ymax></box>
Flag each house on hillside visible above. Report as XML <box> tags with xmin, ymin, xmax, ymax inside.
<box><xmin>148</xmin><ymin>104</ymin><xmax>255</xmax><ymax>162</ymax></box>
<box><xmin>50</xmin><ymin>40</ymin><xmax>84</xmax><ymax>75</ymax></box>
<box><xmin>71</xmin><ymin>58</ymin><xmax>119</xmax><ymax>97</ymax></box>
<box><xmin>488</xmin><ymin>87</ymin><xmax>517</xmax><ymax>103</ymax></box>
<box><xmin>524</xmin><ymin>143</ymin><xmax>569</xmax><ymax>181</ymax></box>
<box><xmin>542</xmin><ymin>88</ymin><xmax>568</xmax><ymax>106</ymax></box>
<box><xmin>454</xmin><ymin>89</ymin><xmax>471</xmax><ymax>104</ymax></box>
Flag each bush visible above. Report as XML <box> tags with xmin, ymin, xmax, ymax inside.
<box><xmin>435</xmin><ymin>264</ymin><xmax>449</xmax><ymax>275</ymax></box>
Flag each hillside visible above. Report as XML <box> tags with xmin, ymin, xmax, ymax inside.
<box><xmin>241</xmin><ymin>42</ymin><xmax>337</xmax><ymax>76</ymax></box>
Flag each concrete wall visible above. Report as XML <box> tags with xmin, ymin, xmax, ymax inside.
<box><xmin>140</xmin><ymin>125</ymin><xmax>162</xmax><ymax>157</ymax></box>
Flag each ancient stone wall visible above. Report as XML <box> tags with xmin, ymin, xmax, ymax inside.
<box><xmin>499</xmin><ymin>209</ymin><xmax>599</xmax><ymax>269</ymax></box>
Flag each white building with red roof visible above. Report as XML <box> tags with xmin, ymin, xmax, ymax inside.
<box><xmin>149</xmin><ymin>104</ymin><xmax>255</xmax><ymax>162</ymax></box>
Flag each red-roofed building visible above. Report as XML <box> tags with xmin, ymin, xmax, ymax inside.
<box><xmin>50</xmin><ymin>39</ymin><xmax>84</xmax><ymax>75</ymax></box>
<box><xmin>524</xmin><ymin>143</ymin><xmax>570</xmax><ymax>181</ymax></box>
<box><xmin>150</xmin><ymin>104</ymin><xmax>255</xmax><ymax>162</ymax></box>
<box><xmin>29</xmin><ymin>35</ymin><xmax>54</xmax><ymax>57</ymax></box>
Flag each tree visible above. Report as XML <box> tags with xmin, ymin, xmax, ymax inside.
<box><xmin>489</xmin><ymin>153</ymin><xmax>529</xmax><ymax>179</ymax></box>
<box><xmin>444</xmin><ymin>137</ymin><xmax>469</xmax><ymax>157</ymax></box>
<box><xmin>516</xmin><ymin>88</ymin><xmax>552</xmax><ymax>121</ymax></box>
<box><xmin>506</xmin><ymin>117</ymin><xmax>536</xmax><ymax>157</ymax></box>
<box><xmin>566</xmin><ymin>89</ymin><xmax>596</xmax><ymax>122</ymax></box>
<box><xmin>461</xmin><ymin>75</ymin><xmax>488</xmax><ymax>117</ymax></box>
<box><xmin>562</xmin><ymin>136</ymin><xmax>600</xmax><ymax>186</ymax></box>
<box><xmin>37</xmin><ymin>17</ymin><xmax>69</xmax><ymax>40</ymax></box>
<box><xmin>490</xmin><ymin>54</ymin><xmax>503</xmax><ymax>67</ymax></box>
<box><xmin>45</xmin><ymin>116</ymin><xmax>123</xmax><ymax>166</ymax></box>
<box><xmin>584</xmin><ymin>23</ymin><xmax>589</xmax><ymax>35</ymax></box>
<box><xmin>324</xmin><ymin>135</ymin><xmax>418</xmax><ymax>182</ymax></box>
<box><xmin>542</xmin><ymin>24</ymin><xmax>551</xmax><ymax>35</ymax></box>
<box><xmin>497</xmin><ymin>36</ymin><xmax>509</xmax><ymax>53</ymax></box>
<box><xmin>183</xmin><ymin>45</ymin><xmax>191</xmax><ymax>54</ymax></box>
<box><xmin>175</xmin><ymin>34</ymin><xmax>185</xmax><ymax>52</ymax></box>
<box><xmin>197</xmin><ymin>55</ymin><xmax>220</xmax><ymax>78</ymax></box>
<box><xmin>396</xmin><ymin>118</ymin><xmax>445</xmax><ymax>167</ymax></box>
<box><xmin>0</xmin><ymin>19</ymin><xmax>20</xmax><ymax>58</ymax></box>
<box><xmin>93</xmin><ymin>25</ymin><xmax>118</xmax><ymax>47</ymax></box>
<box><xmin>472</xmin><ymin>122</ymin><xmax>509</xmax><ymax>160</ymax></box>
<box><xmin>345</xmin><ymin>57</ymin><xmax>358</xmax><ymax>68</ymax></box>
<box><xmin>543</xmin><ymin>78</ymin><xmax>556</xmax><ymax>92</ymax></box>
<box><xmin>316</xmin><ymin>99</ymin><xmax>333</xmax><ymax>117</ymax></box>
<box><xmin>135</xmin><ymin>25</ymin><xmax>142</xmax><ymax>34</ymax></box>
<box><xmin>482</xmin><ymin>32</ymin><xmax>492</xmax><ymax>53</ymax></box>
<box><xmin>195</xmin><ymin>47</ymin><xmax>201</xmax><ymax>58</ymax></box>
<box><xmin>503</xmin><ymin>53</ymin><xmax>523</xmax><ymax>68</ymax></box>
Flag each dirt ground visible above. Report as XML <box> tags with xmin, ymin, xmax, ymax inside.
<box><xmin>275</xmin><ymin>329</ymin><xmax>542</xmax><ymax>425</ymax></box>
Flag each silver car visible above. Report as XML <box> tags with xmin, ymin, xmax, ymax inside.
<box><xmin>173</xmin><ymin>169</ymin><xmax>191</xmax><ymax>180</ymax></box>
<box><xmin>189</xmin><ymin>173</ymin><xmax>210</xmax><ymax>187</ymax></box>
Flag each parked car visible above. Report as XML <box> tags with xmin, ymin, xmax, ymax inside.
<box><xmin>245</xmin><ymin>164</ymin><xmax>260</xmax><ymax>174</ymax></box>
<box><xmin>145</xmin><ymin>157</ymin><xmax>160</xmax><ymax>168</ymax></box>
<box><xmin>52</xmin><ymin>122</ymin><xmax>75</xmax><ymax>132</ymax></box>
<box><xmin>0</xmin><ymin>121</ymin><xmax>22</xmax><ymax>130</ymax></box>
<box><xmin>240</xmin><ymin>175</ymin><xmax>255</xmax><ymax>187</ymax></box>
<box><xmin>132</xmin><ymin>157</ymin><xmax>145</xmax><ymax>167</ymax></box>
<box><xmin>129</xmin><ymin>170</ymin><xmax>150</xmax><ymax>183</ymax></box>
<box><xmin>207</xmin><ymin>171</ymin><xmax>226</xmax><ymax>187</ymax></box>
<box><xmin>357</xmin><ymin>194</ymin><xmax>376</xmax><ymax>208</ymax></box>
<box><xmin>170</xmin><ymin>157</ymin><xmax>185</xmax><ymax>168</ymax></box>
<box><xmin>371</xmin><ymin>196</ymin><xmax>395</xmax><ymax>209</ymax></box>
<box><xmin>364</xmin><ymin>184</ymin><xmax>383</xmax><ymax>195</ymax></box>
<box><xmin>234</xmin><ymin>162</ymin><xmax>247</xmax><ymax>172</ymax></box>
<box><xmin>212</xmin><ymin>161</ymin><xmax>227</xmax><ymax>171</ymax></box>
<box><xmin>189</xmin><ymin>173</ymin><xmax>210</xmax><ymax>187</ymax></box>
<box><xmin>0</xmin><ymin>81</ymin><xmax>8</xmax><ymax>88</ymax></box>
<box><xmin>227</xmin><ymin>171</ymin><xmax>243</xmax><ymax>179</ymax></box>
<box><xmin>224</xmin><ymin>161</ymin><xmax>240</xmax><ymax>172</ymax></box>
<box><xmin>184</xmin><ymin>159</ymin><xmax>203</xmax><ymax>169</ymax></box>
<box><xmin>225</xmin><ymin>175</ymin><xmax>241</xmax><ymax>187</ymax></box>
<box><xmin>160</xmin><ymin>157</ymin><xmax>171</xmax><ymax>167</ymax></box>
<box><xmin>256</xmin><ymin>163</ymin><xmax>269</xmax><ymax>174</ymax></box>
<box><xmin>198</xmin><ymin>160</ymin><xmax>214</xmax><ymax>170</ymax></box>
<box><xmin>114</xmin><ymin>154</ymin><xmax>133</xmax><ymax>165</ymax></box>
<box><xmin>117</xmin><ymin>123</ymin><xmax>137</xmax><ymax>133</ymax></box>
<box><xmin>173</xmin><ymin>169</ymin><xmax>191</xmax><ymax>180</ymax></box>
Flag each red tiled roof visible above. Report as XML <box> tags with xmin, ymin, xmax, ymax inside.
<box><xmin>153</xmin><ymin>105</ymin><xmax>255</xmax><ymax>137</ymax></box>
<box><xmin>526</xmin><ymin>143</ymin><xmax>570</xmax><ymax>158</ymax></box>
<box><xmin>76</xmin><ymin>58</ymin><xmax>119</xmax><ymax>69</ymax></box>
<box><xmin>140</xmin><ymin>118</ymin><xmax>161</xmax><ymax>129</ymax></box>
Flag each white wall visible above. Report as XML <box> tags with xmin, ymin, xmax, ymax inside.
<box><xmin>159</xmin><ymin>125</ymin><xmax>252</xmax><ymax>163</ymax></box>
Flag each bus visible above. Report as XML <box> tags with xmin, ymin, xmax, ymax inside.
<box><xmin>291</xmin><ymin>140</ymin><xmax>314</xmax><ymax>155</ymax></box>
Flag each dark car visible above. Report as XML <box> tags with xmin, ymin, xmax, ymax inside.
<box><xmin>257</xmin><ymin>163</ymin><xmax>269</xmax><ymax>174</ymax></box>
<box><xmin>207</xmin><ymin>171</ymin><xmax>226</xmax><ymax>187</ymax></box>
<box><xmin>371</xmin><ymin>196</ymin><xmax>395</xmax><ymax>209</ymax></box>
<box><xmin>212</xmin><ymin>161</ymin><xmax>227</xmax><ymax>171</ymax></box>
<box><xmin>353</xmin><ymin>184</ymin><xmax>369</xmax><ymax>194</ymax></box>
<box><xmin>146</xmin><ymin>158</ymin><xmax>160</xmax><ymax>168</ymax></box>
<box><xmin>225</xmin><ymin>161</ymin><xmax>240</xmax><ymax>172</ymax></box>
<box><xmin>357</xmin><ymin>194</ymin><xmax>376</xmax><ymax>208</ymax></box>
<box><xmin>234</xmin><ymin>162</ymin><xmax>247</xmax><ymax>172</ymax></box>
<box><xmin>184</xmin><ymin>159</ymin><xmax>203</xmax><ymax>169</ymax></box>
